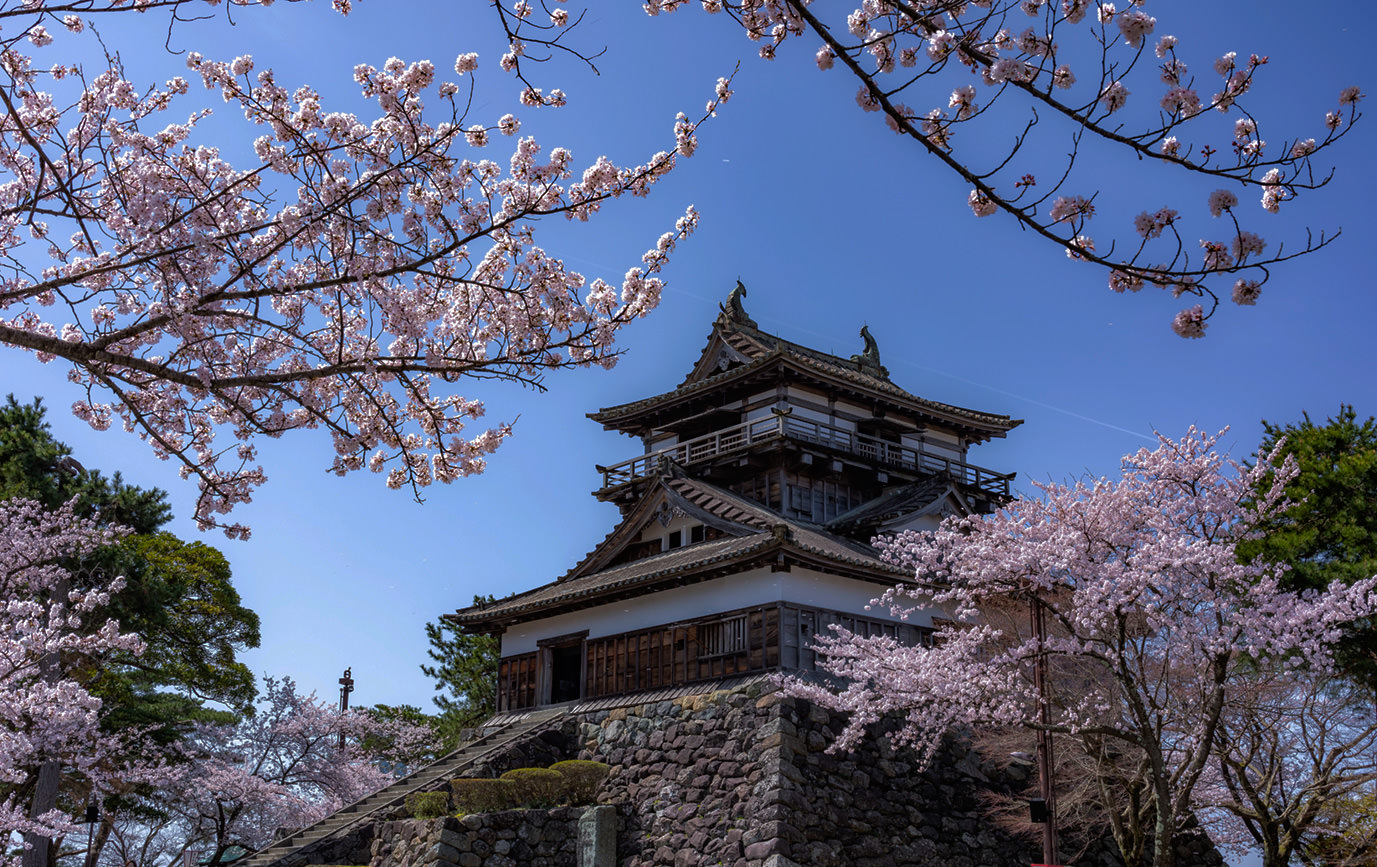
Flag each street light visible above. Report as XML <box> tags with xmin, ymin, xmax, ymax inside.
<box><xmin>338</xmin><ymin>668</ymin><xmax>354</xmax><ymax>750</ymax></box>
<box><xmin>83</xmin><ymin>799</ymin><xmax>98</xmax><ymax>867</ymax></box>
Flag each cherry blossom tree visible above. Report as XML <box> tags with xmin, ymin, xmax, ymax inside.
<box><xmin>782</xmin><ymin>429</ymin><xmax>1377</xmax><ymax>867</ymax></box>
<box><xmin>158</xmin><ymin>676</ymin><xmax>435</xmax><ymax>866</ymax></box>
<box><xmin>0</xmin><ymin>0</ymin><xmax>723</xmax><ymax>537</ymax></box>
<box><xmin>0</xmin><ymin>498</ymin><xmax>150</xmax><ymax>867</ymax></box>
<box><xmin>593</xmin><ymin>0</ymin><xmax>1361</xmax><ymax>337</ymax></box>
<box><xmin>1203</xmin><ymin>674</ymin><xmax>1377</xmax><ymax>867</ymax></box>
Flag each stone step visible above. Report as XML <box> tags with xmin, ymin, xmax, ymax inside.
<box><xmin>240</xmin><ymin>713</ymin><xmax>561</xmax><ymax>867</ymax></box>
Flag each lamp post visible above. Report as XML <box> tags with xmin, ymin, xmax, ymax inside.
<box><xmin>338</xmin><ymin>668</ymin><xmax>354</xmax><ymax>750</ymax></box>
<box><xmin>83</xmin><ymin>799</ymin><xmax>98</xmax><ymax>867</ymax></box>
<box><xmin>1030</xmin><ymin>594</ymin><xmax>1059</xmax><ymax>867</ymax></box>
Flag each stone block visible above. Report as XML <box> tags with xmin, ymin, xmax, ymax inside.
<box><xmin>579</xmin><ymin>805</ymin><xmax>616</xmax><ymax>867</ymax></box>
<box><xmin>744</xmin><ymin>839</ymin><xmax>779</xmax><ymax>860</ymax></box>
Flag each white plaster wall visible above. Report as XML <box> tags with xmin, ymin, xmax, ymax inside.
<box><xmin>637</xmin><ymin>513</ymin><xmax>698</xmax><ymax>546</ymax></box>
<box><xmin>501</xmin><ymin>566</ymin><xmax>785</xmax><ymax>655</ymax></box>
<box><xmin>833</xmin><ymin>398</ymin><xmax>871</xmax><ymax>419</ymax></box>
<box><xmin>902</xmin><ymin>432</ymin><xmax>964</xmax><ymax>462</ymax></box>
<box><xmin>777</xmin><ymin>570</ymin><xmax>938</xmax><ymax>628</ymax></box>
<box><xmin>789</xmin><ymin>405</ymin><xmax>836</xmax><ymax>427</ymax></box>
<box><xmin>884</xmin><ymin>512</ymin><xmax>945</xmax><ymax>535</ymax></box>
<box><xmin>745</xmin><ymin>405</ymin><xmax>775</xmax><ymax>423</ymax></box>
<box><xmin>499</xmin><ymin>566</ymin><xmax>942</xmax><ymax>655</ymax></box>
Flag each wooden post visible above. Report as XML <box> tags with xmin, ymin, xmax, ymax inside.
<box><xmin>1030</xmin><ymin>596</ymin><xmax>1058</xmax><ymax>867</ymax></box>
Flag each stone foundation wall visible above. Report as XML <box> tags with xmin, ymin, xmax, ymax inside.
<box><xmin>361</xmin><ymin>681</ymin><xmax>1223</xmax><ymax>867</ymax></box>
<box><xmin>568</xmin><ymin>684</ymin><xmax>1051</xmax><ymax>867</ymax></box>
<box><xmin>275</xmin><ymin>821</ymin><xmax>376</xmax><ymax>867</ymax></box>
<box><xmin>562</xmin><ymin>683</ymin><xmax>1222</xmax><ymax>867</ymax></box>
<box><xmin>370</xmin><ymin>810</ymin><xmax>590</xmax><ymax>867</ymax></box>
<box><xmin>573</xmin><ymin>688</ymin><xmax>778</xmax><ymax>866</ymax></box>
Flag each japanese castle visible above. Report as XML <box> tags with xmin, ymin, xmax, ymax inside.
<box><xmin>451</xmin><ymin>285</ymin><xmax>1022</xmax><ymax>713</ymax></box>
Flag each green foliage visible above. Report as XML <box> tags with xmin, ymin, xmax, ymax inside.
<box><xmin>1296</xmin><ymin>790</ymin><xmax>1377</xmax><ymax>865</ymax></box>
<box><xmin>0</xmin><ymin>396</ymin><xmax>261</xmax><ymax>718</ymax></box>
<box><xmin>498</xmin><ymin>768</ymin><xmax>567</xmax><ymax>808</ymax></box>
<box><xmin>549</xmin><ymin>760</ymin><xmax>609</xmax><ymax>805</ymax></box>
<box><xmin>1242</xmin><ymin>405</ymin><xmax>1377</xmax><ymax>683</ymax></box>
<box><xmin>449</xmin><ymin>778</ymin><xmax>517</xmax><ymax>814</ymax></box>
<box><xmin>404</xmin><ymin>790</ymin><xmax>450</xmax><ymax>820</ymax></box>
<box><xmin>363</xmin><ymin>704</ymin><xmax>447</xmax><ymax>767</ymax></box>
<box><xmin>105</xmin><ymin>532</ymin><xmax>260</xmax><ymax>714</ymax></box>
<box><xmin>0</xmin><ymin>395</ymin><xmax>170</xmax><ymax>531</ymax></box>
<box><xmin>420</xmin><ymin>599</ymin><xmax>499</xmax><ymax>734</ymax></box>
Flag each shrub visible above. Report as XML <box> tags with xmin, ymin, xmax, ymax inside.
<box><xmin>450</xmin><ymin>778</ymin><xmax>518</xmax><ymax>814</ymax></box>
<box><xmin>549</xmin><ymin>760</ymin><xmax>610</xmax><ymax>805</ymax></box>
<box><xmin>500</xmin><ymin>767</ymin><xmax>567</xmax><ymax>808</ymax></box>
<box><xmin>404</xmin><ymin>790</ymin><xmax>450</xmax><ymax>819</ymax></box>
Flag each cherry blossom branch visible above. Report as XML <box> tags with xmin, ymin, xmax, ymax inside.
<box><xmin>642</xmin><ymin>0</ymin><xmax>1362</xmax><ymax>337</ymax></box>
<box><xmin>0</xmin><ymin>1</ymin><xmax>730</xmax><ymax>534</ymax></box>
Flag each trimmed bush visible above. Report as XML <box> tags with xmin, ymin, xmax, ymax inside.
<box><xmin>500</xmin><ymin>767</ymin><xmax>567</xmax><ymax>808</ymax></box>
<box><xmin>404</xmin><ymin>790</ymin><xmax>449</xmax><ymax>819</ymax></box>
<box><xmin>549</xmin><ymin>760</ymin><xmax>610</xmax><ymax>805</ymax></box>
<box><xmin>450</xmin><ymin>778</ymin><xmax>517</xmax><ymax>814</ymax></box>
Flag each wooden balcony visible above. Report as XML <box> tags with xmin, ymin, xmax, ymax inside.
<box><xmin>597</xmin><ymin>413</ymin><xmax>1013</xmax><ymax>498</ymax></box>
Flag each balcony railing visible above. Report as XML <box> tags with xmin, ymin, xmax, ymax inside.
<box><xmin>597</xmin><ymin>413</ymin><xmax>1012</xmax><ymax>497</ymax></box>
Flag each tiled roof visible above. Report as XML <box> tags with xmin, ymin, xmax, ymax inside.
<box><xmin>828</xmin><ymin>477</ymin><xmax>954</xmax><ymax>530</ymax></box>
<box><xmin>450</xmin><ymin>475</ymin><xmax>912</xmax><ymax>628</ymax></box>
<box><xmin>450</xmin><ymin>534</ymin><xmax>774</xmax><ymax>625</ymax></box>
<box><xmin>590</xmin><ymin>318</ymin><xmax>1020</xmax><ymax>435</ymax></box>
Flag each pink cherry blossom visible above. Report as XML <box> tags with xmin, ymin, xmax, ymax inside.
<box><xmin>968</xmin><ymin>189</ymin><xmax>999</xmax><ymax>217</ymax></box>
<box><xmin>1231</xmin><ymin>278</ymin><xmax>1261</xmax><ymax>305</ymax></box>
<box><xmin>1099</xmin><ymin>80</ymin><xmax>1129</xmax><ymax>113</ymax></box>
<box><xmin>1207</xmin><ymin>189</ymin><xmax>1238</xmax><ymax>217</ymax></box>
<box><xmin>0</xmin><ymin>499</ymin><xmax>159</xmax><ymax>850</ymax></box>
<box><xmin>784</xmin><ymin>428</ymin><xmax>1377</xmax><ymax>867</ymax></box>
<box><xmin>1172</xmin><ymin>304</ymin><xmax>1206</xmax><ymax>337</ymax></box>
<box><xmin>0</xmin><ymin>2</ymin><xmax>728</xmax><ymax>535</ymax></box>
<box><xmin>165</xmin><ymin>676</ymin><xmax>437</xmax><ymax>856</ymax></box>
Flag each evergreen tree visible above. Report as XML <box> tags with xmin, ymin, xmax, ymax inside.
<box><xmin>0</xmin><ymin>396</ymin><xmax>261</xmax><ymax>715</ymax></box>
<box><xmin>1241</xmin><ymin>405</ymin><xmax>1377</xmax><ymax>683</ymax></box>
<box><xmin>421</xmin><ymin>597</ymin><xmax>499</xmax><ymax>737</ymax></box>
<box><xmin>0</xmin><ymin>396</ymin><xmax>260</xmax><ymax>867</ymax></box>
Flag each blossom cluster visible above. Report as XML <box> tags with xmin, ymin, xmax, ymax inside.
<box><xmin>0</xmin><ymin>1</ymin><xmax>726</xmax><ymax>533</ymax></box>
<box><xmin>636</xmin><ymin>0</ymin><xmax>1362</xmax><ymax>338</ymax></box>
<box><xmin>167</xmin><ymin>676</ymin><xmax>438</xmax><ymax>851</ymax></box>
<box><xmin>0</xmin><ymin>499</ymin><xmax>149</xmax><ymax>846</ymax></box>
<box><xmin>783</xmin><ymin>427</ymin><xmax>1377</xmax><ymax>861</ymax></box>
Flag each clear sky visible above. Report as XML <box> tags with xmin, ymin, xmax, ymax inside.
<box><xmin>1</xmin><ymin>0</ymin><xmax>1373</xmax><ymax>730</ymax></box>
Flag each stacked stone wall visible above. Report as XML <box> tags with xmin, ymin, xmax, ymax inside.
<box><xmin>568</xmin><ymin>684</ymin><xmax>1051</xmax><ymax>866</ymax></box>
<box><xmin>371</xmin><ymin>811</ymin><xmax>587</xmax><ymax>867</ymax></box>
<box><xmin>363</xmin><ymin>681</ymin><xmax>1224</xmax><ymax>867</ymax></box>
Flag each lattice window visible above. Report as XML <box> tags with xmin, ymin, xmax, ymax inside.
<box><xmin>699</xmin><ymin>615</ymin><xmax>748</xmax><ymax>656</ymax></box>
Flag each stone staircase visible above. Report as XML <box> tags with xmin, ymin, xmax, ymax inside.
<box><xmin>238</xmin><ymin>706</ymin><xmax>569</xmax><ymax>867</ymax></box>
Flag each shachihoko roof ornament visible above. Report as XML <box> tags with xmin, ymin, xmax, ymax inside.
<box><xmin>717</xmin><ymin>278</ymin><xmax>757</xmax><ymax>329</ymax></box>
<box><xmin>850</xmin><ymin>325</ymin><xmax>889</xmax><ymax>381</ymax></box>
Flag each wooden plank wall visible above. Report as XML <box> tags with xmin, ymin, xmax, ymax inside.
<box><xmin>494</xmin><ymin>603</ymin><xmax>933</xmax><ymax>710</ymax></box>
<box><xmin>583</xmin><ymin>605</ymin><xmax>780</xmax><ymax>700</ymax></box>
<box><xmin>781</xmin><ymin>606</ymin><xmax>933</xmax><ymax>672</ymax></box>
<box><xmin>497</xmin><ymin>651</ymin><xmax>537</xmax><ymax>712</ymax></box>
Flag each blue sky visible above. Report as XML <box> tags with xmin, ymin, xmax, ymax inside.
<box><xmin>1</xmin><ymin>0</ymin><xmax>1373</xmax><ymax>727</ymax></box>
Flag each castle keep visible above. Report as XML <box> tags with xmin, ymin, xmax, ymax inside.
<box><xmin>451</xmin><ymin>286</ymin><xmax>1021</xmax><ymax>713</ymax></box>
<box><xmin>244</xmin><ymin>289</ymin><xmax>1225</xmax><ymax>867</ymax></box>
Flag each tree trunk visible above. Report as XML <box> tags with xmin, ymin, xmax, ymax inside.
<box><xmin>23</xmin><ymin>577</ymin><xmax>70</xmax><ymax>867</ymax></box>
<box><xmin>83</xmin><ymin>814</ymin><xmax>114</xmax><ymax>867</ymax></box>
<box><xmin>22</xmin><ymin>759</ymin><xmax>61</xmax><ymax>867</ymax></box>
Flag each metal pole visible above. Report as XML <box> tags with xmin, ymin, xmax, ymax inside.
<box><xmin>85</xmin><ymin>801</ymin><xmax>97</xmax><ymax>867</ymax></box>
<box><xmin>338</xmin><ymin>668</ymin><xmax>354</xmax><ymax>750</ymax></box>
<box><xmin>1031</xmin><ymin>596</ymin><xmax>1058</xmax><ymax>866</ymax></box>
